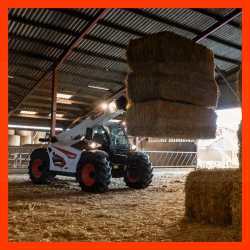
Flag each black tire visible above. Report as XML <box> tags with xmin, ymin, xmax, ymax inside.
<box><xmin>76</xmin><ymin>153</ymin><xmax>111</xmax><ymax>193</ymax></box>
<box><xmin>28</xmin><ymin>151</ymin><xmax>55</xmax><ymax>184</ymax></box>
<box><xmin>124</xmin><ymin>159</ymin><xmax>153</xmax><ymax>189</ymax></box>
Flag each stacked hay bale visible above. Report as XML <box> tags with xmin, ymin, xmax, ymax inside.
<box><xmin>125</xmin><ymin>31</ymin><xmax>218</xmax><ymax>139</ymax></box>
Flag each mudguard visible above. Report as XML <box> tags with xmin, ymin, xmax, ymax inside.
<box><xmin>30</xmin><ymin>148</ymin><xmax>47</xmax><ymax>158</ymax></box>
<box><xmin>81</xmin><ymin>150</ymin><xmax>109</xmax><ymax>160</ymax></box>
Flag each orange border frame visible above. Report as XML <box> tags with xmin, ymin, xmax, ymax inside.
<box><xmin>2</xmin><ymin>1</ymin><xmax>248</xmax><ymax>248</ymax></box>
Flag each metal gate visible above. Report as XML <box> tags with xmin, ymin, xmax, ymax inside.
<box><xmin>8</xmin><ymin>146</ymin><xmax>46</xmax><ymax>169</ymax></box>
<box><xmin>143</xmin><ymin>151</ymin><xmax>197</xmax><ymax>168</ymax></box>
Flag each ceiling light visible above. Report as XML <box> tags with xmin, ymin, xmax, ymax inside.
<box><xmin>123</xmin><ymin>122</ymin><xmax>125</xmax><ymax>125</ymax></box>
<box><xmin>57</xmin><ymin>93</ymin><xmax>72</xmax><ymax>99</ymax></box>
<box><xmin>20</xmin><ymin>111</ymin><xmax>37</xmax><ymax>115</ymax></box>
<box><xmin>88</xmin><ymin>85</ymin><xmax>109</xmax><ymax>91</ymax></box>
<box><xmin>102</xmin><ymin>103</ymin><xmax>108</xmax><ymax>109</ymax></box>
<box><xmin>48</xmin><ymin>114</ymin><xmax>64</xmax><ymax>118</ymax></box>
<box><xmin>8</xmin><ymin>125</ymin><xmax>63</xmax><ymax>131</ymax></box>
<box><xmin>57</xmin><ymin>99</ymin><xmax>72</xmax><ymax>105</ymax></box>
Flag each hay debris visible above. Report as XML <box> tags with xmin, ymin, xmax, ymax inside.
<box><xmin>185</xmin><ymin>169</ymin><xmax>242</xmax><ymax>231</ymax></box>
<box><xmin>126</xmin><ymin>31</ymin><xmax>215</xmax><ymax>78</ymax></box>
<box><xmin>126</xmin><ymin>72</ymin><xmax>218</xmax><ymax>108</ymax></box>
<box><xmin>126</xmin><ymin>100</ymin><xmax>217</xmax><ymax>139</ymax></box>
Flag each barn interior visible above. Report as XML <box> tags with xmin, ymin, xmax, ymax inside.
<box><xmin>8</xmin><ymin>8</ymin><xmax>242</xmax><ymax>242</ymax></box>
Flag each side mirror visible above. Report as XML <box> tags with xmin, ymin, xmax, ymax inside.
<box><xmin>85</xmin><ymin>127</ymin><xmax>93</xmax><ymax>140</ymax></box>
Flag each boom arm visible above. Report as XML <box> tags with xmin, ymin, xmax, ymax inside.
<box><xmin>54</xmin><ymin>96</ymin><xmax>127</xmax><ymax>142</ymax></box>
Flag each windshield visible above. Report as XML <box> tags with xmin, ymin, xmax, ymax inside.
<box><xmin>105</xmin><ymin>124</ymin><xmax>130</xmax><ymax>150</ymax></box>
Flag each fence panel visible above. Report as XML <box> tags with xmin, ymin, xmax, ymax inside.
<box><xmin>143</xmin><ymin>151</ymin><xmax>197</xmax><ymax>168</ymax></box>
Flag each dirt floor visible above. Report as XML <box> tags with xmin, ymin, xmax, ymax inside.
<box><xmin>8</xmin><ymin>170</ymin><xmax>241</xmax><ymax>242</ymax></box>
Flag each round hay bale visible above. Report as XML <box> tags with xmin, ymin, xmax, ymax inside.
<box><xmin>37</xmin><ymin>131</ymin><xmax>46</xmax><ymax>138</ymax></box>
<box><xmin>8</xmin><ymin>130</ymin><xmax>15</xmax><ymax>135</ymax></box>
<box><xmin>20</xmin><ymin>136</ymin><xmax>32</xmax><ymax>146</ymax></box>
<box><xmin>15</xmin><ymin>130</ymin><xmax>31</xmax><ymax>136</ymax></box>
<box><xmin>126</xmin><ymin>100</ymin><xmax>217</xmax><ymax>139</ymax></box>
<box><xmin>8</xmin><ymin>135</ymin><xmax>21</xmax><ymax>146</ymax></box>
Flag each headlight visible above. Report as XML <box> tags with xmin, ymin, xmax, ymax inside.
<box><xmin>90</xmin><ymin>143</ymin><xmax>96</xmax><ymax>148</ymax></box>
<box><xmin>109</xmin><ymin>101</ymin><xmax>117</xmax><ymax>113</ymax></box>
<box><xmin>132</xmin><ymin>145</ymin><xmax>136</xmax><ymax>150</ymax></box>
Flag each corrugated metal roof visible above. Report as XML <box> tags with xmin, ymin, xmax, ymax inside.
<box><xmin>8</xmin><ymin>8</ymin><xmax>242</xmax><ymax>127</ymax></box>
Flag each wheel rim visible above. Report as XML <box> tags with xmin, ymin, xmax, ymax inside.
<box><xmin>128</xmin><ymin>163</ymin><xmax>140</xmax><ymax>183</ymax></box>
<box><xmin>82</xmin><ymin>164</ymin><xmax>95</xmax><ymax>186</ymax></box>
<box><xmin>32</xmin><ymin>159</ymin><xmax>43</xmax><ymax>178</ymax></box>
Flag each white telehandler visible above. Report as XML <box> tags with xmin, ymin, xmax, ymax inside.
<box><xmin>29</xmin><ymin>96</ymin><xmax>153</xmax><ymax>193</ymax></box>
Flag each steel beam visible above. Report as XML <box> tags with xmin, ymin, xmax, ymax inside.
<box><xmin>51</xmin><ymin>70</ymin><xmax>58</xmax><ymax>137</ymax></box>
<box><xmin>8</xmin><ymin>83</ymin><xmax>30</xmax><ymax>90</ymax></box>
<box><xmin>15</xmin><ymin>108</ymin><xmax>77</xmax><ymax>116</ymax></box>
<box><xmin>192</xmin><ymin>8</ymin><xmax>242</xmax><ymax>43</ymax></box>
<box><xmin>8</xmin><ymin>8</ymin><xmax>109</xmax><ymax>118</ymax></box>
<box><xmin>13</xmin><ymin>114</ymin><xmax>74</xmax><ymax>121</ymax></box>
<box><xmin>123</xmin><ymin>8</ymin><xmax>242</xmax><ymax>51</ymax></box>
<box><xmin>36</xmin><ymin>88</ymin><xmax>100</xmax><ymax>100</ymax></box>
<box><xmin>21</xmin><ymin>102</ymin><xmax>86</xmax><ymax>112</ymax></box>
<box><xmin>189</xmin><ymin>8</ymin><xmax>241</xmax><ymax>29</ymax></box>
<box><xmin>9</xmin><ymin>24</ymin><xmax>239</xmax><ymax>66</ymax></box>
<box><xmin>28</xmin><ymin>95</ymin><xmax>94</xmax><ymax>106</ymax></box>
<box><xmin>8</xmin><ymin>49</ymin><xmax>55</xmax><ymax>62</ymax></box>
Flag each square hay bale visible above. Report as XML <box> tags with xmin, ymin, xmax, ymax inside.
<box><xmin>231</xmin><ymin>173</ymin><xmax>242</xmax><ymax>237</ymax></box>
<box><xmin>185</xmin><ymin>169</ymin><xmax>242</xmax><ymax>231</ymax></box>
<box><xmin>126</xmin><ymin>72</ymin><xmax>218</xmax><ymax>108</ymax></box>
<box><xmin>126</xmin><ymin>31</ymin><xmax>215</xmax><ymax>78</ymax></box>
<box><xmin>126</xmin><ymin>100</ymin><xmax>217</xmax><ymax>139</ymax></box>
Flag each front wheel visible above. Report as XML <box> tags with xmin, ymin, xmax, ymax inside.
<box><xmin>76</xmin><ymin>154</ymin><xmax>111</xmax><ymax>193</ymax></box>
<box><xmin>28</xmin><ymin>151</ymin><xmax>55</xmax><ymax>184</ymax></box>
<box><xmin>124</xmin><ymin>159</ymin><xmax>153</xmax><ymax>189</ymax></box>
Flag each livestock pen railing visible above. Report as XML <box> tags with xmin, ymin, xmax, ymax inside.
<box><xmin>8</xmin><ymin>147</ymin><xmax>197</xmax><ymax>170</ymax></box>
<box><xmin>8</xmin><ymin>146</ymin><xmax>46</xmax><ymax>169</ymax></box>
<box><xmin>143</xmin><ymin>151</ymin><xmax>197</xmax><ymax>168</ymax></box>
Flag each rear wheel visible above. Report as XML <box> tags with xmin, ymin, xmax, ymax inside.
<box><xmin>76</xmin><ymin>154</ymin><xmax>111</xmax><ymax>193</ymax></box>
<box><xmin>124</xmin><ymin>159</ymin><xmax>153</xmax><ymax>189</ymax></box>
<box><xmin>28</xmin><ymin>151</ymin><xmax>55</xmax><ymax>184</ymax></box>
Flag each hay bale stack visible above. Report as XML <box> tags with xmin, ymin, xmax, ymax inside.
<box><xmin>125</xmin><ymin>31</ymin><xmax>218</xmax><ymax>139</ymax></box>
<box><xmin>126</xmin><ymin>100</ymin><xmax>217</xmax><ymax>139</ymax></box>
<box><xmin>126</xmin><ymin>31</ymin><xmax>215</xmax><ymax>78</ymax></box>
<box><xmin>126</xmin><ymin>72</ymin><xmax>218</xmax><ymax>108</ymax></box>
<box><xmin>185</xmin><ymin>169</ymin><xmax>242</xmax><ymax>229</ymax></box>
